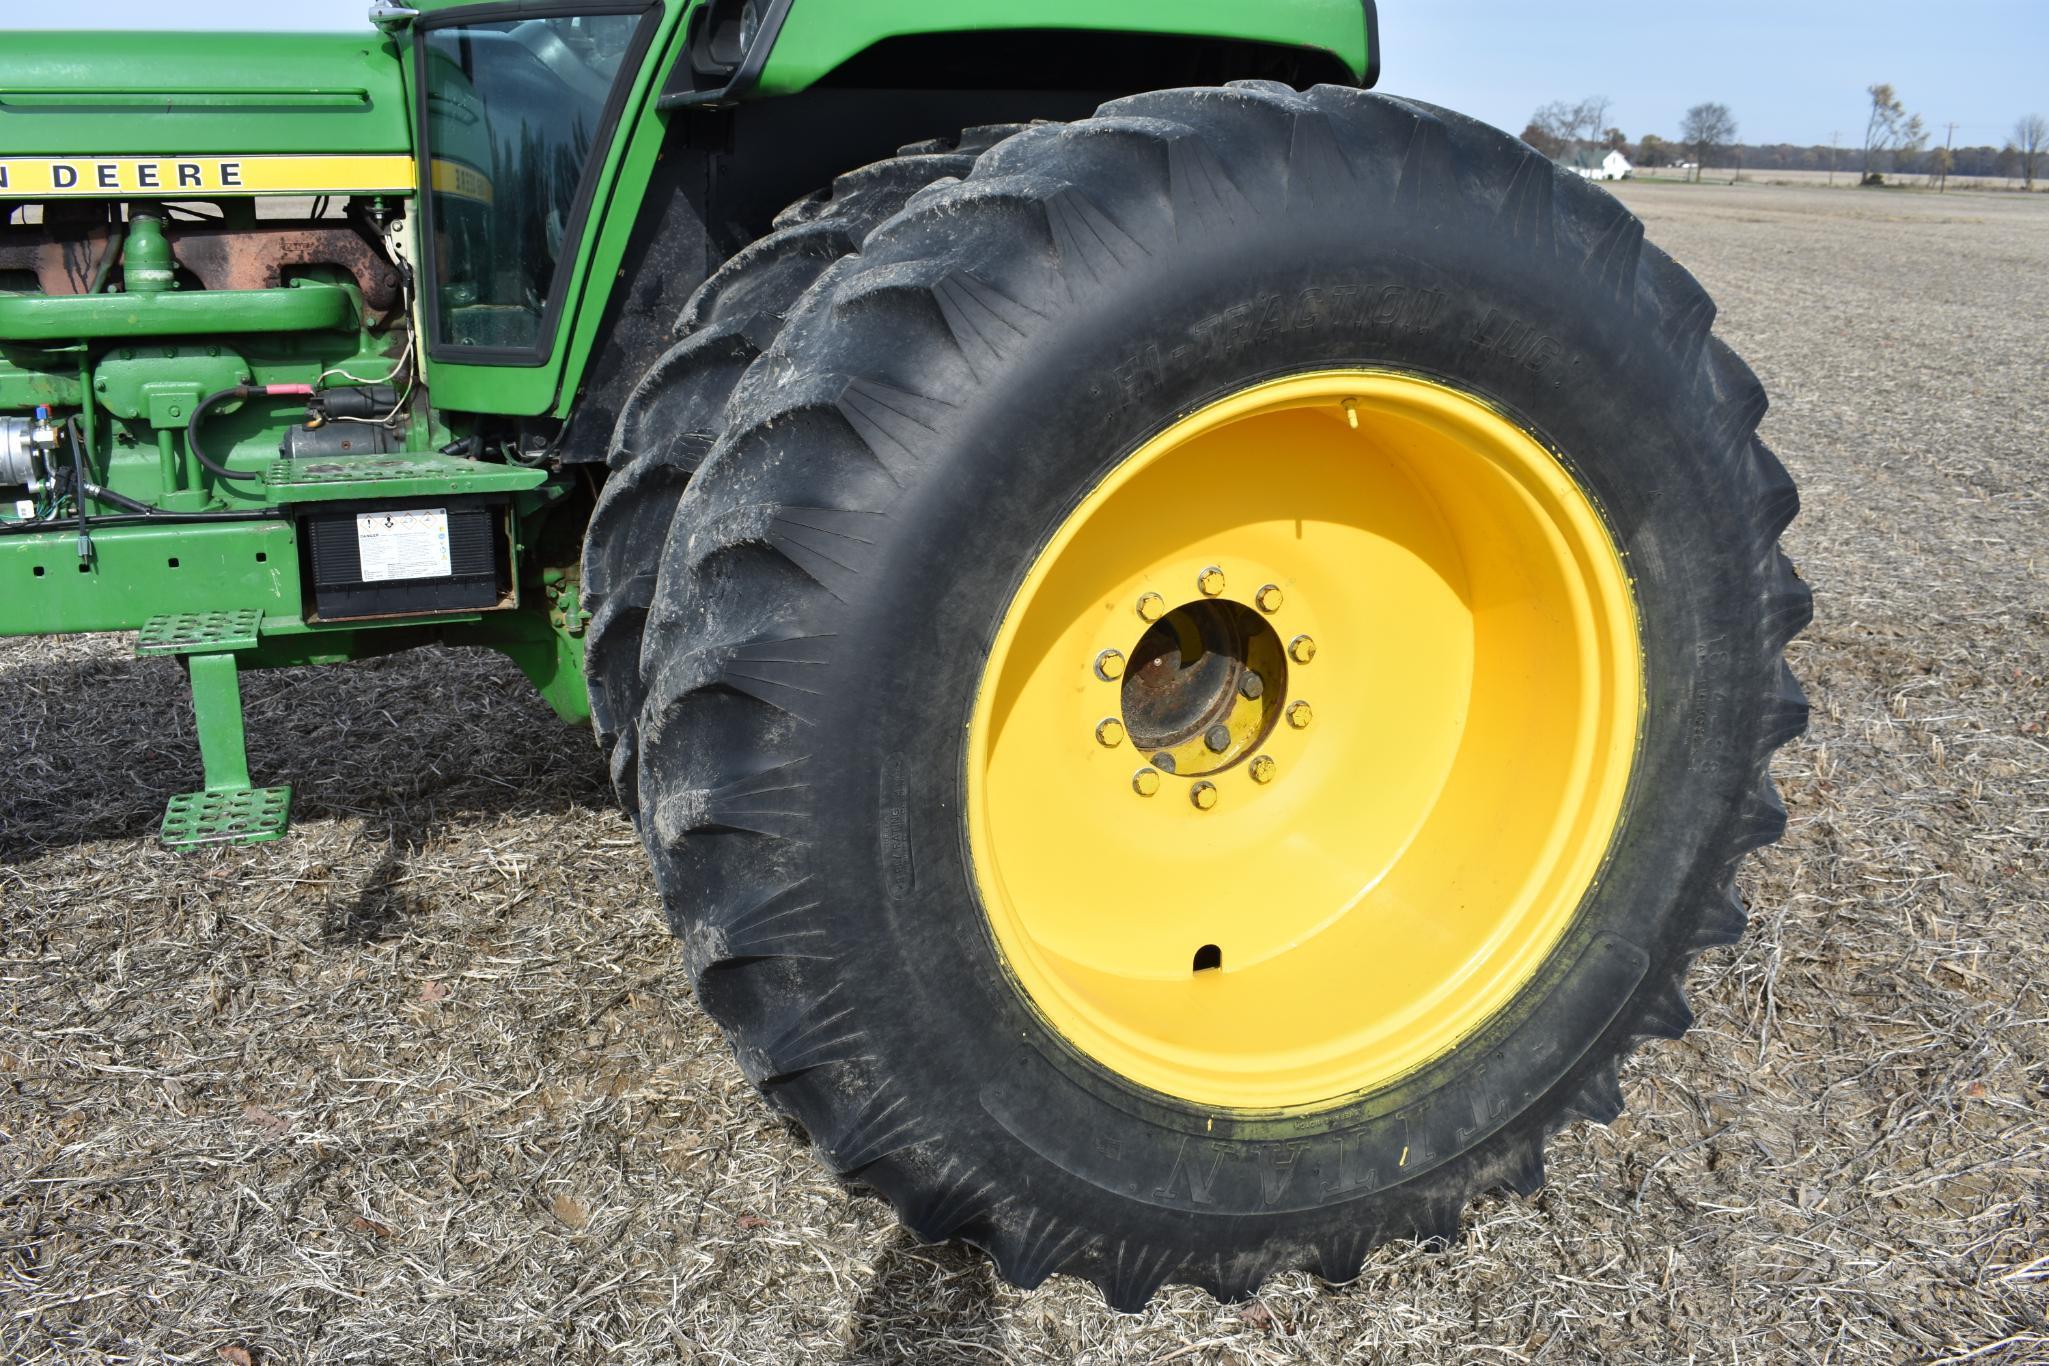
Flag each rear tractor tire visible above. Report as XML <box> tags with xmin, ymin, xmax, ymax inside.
<box><xmin>580</xmin><ymin>124</ymin><xmax>1029</xmax><ymax>811</ymax></box>
<box><xmin>585</xmin><ymin>83</ymin><xmax>1809</xmax><ymax>1308</ymax></box>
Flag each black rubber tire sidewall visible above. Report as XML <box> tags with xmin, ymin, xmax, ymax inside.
<box><xmin>706</xmin><ymin>173</ymin><xmax>1766</xmax><ymax>1239</ymax></box>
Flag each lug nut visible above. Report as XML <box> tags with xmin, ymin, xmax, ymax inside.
<box><xmin>1204</xmin><ymin>724</ymin><xmax>1232</xmax><ymax>753</ymax></box>
<box><xmin>1132</xmin><ymin>767</ymin><xmax>1162</xmax><ymax>797</ymax></box>
<box><xmin>1136</xmin><ymin>592</ymin><xmax>1166</xmax><ymax>622</ymax></box>
<box><xmin>1152</xmin><ymin>752</ymin><xmax>1177</xmax><ymax>774</ymax></box>
<box><xmin>1289</xmin><ymin>634</ymin><xmax>1317</xmax><ymax>665</ymax></box>
<box><xmin>1197</xmin><ymin>566</ymin><xmax>1226</xmax><ymax>597</ymax></box>
<box><xmin>1255</xmin><ymin>584</ymin><xmax>1284</xmax><ymax>614</ymax></box>
<box><xmin>1250</xmin><ymin>754</ymin><xmax>1277</xmax><ymax>784</ymax></box>
<box><xmin>1095</xmin><ymin>718</ymin><xmax>1126</xmax><ymax>748</ymax></box>
<box><xmin>1094</xmin><ymin>648</ymin><xmax>1125</xmax><ymax>681</ymax></box>
<box><xmin>1287</xmin><ymin>700</ymin><xmax>1314</xmax><ymax>730</ymax></box>
<box><xmin>1190</xmin><ymin>781</ymin><xmax>1218</xmax><ymax>810</ymax></box>
<box><xmin>1239</xmin><ymin>672</ymin><xmax>1264</xmax><ymax>701</ymax></box>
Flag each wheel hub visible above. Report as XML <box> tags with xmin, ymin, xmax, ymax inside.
<box><xmin>1117</xmin><ymin>593</ymin><xmax>1290</xmax><ymax>784</ymax></box>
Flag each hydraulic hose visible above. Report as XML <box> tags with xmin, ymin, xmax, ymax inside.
<box><xmin>88</xmin><ymin>222</ymin><xmax>127</xmax><ymax>295</ymax></box>
<box><xmin>81</xmin><ymin>481</ymin><xmax>159</xmax><ymax>515</ymax></box>
<box><xmin>187</xmin><ymin>384</ymin><xmax>312</xmax><ymax>484</ymax></box>
<box><xmin>63</xmin><ymin>415</ymin><xmax>90</xmax><ymax>556</ymax></box>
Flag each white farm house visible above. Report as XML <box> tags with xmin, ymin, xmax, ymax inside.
<box><xmin>1567</xmin><ymin>147</ymin><xmax>1634</xmax><ymax>181</ymax></box>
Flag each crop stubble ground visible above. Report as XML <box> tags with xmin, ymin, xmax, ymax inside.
<box><xmin>1</xmin><ymin>181</ymin><xmax>2045</xmax><ymax>1363</ymax></box>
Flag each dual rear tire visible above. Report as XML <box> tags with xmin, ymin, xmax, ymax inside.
<box><xmin>581</xmin><ymin>83</ymin><xmax>1808</xmax><ymax>1307</ymax></box>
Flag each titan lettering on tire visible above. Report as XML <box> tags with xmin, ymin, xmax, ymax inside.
<box><xmin>607</xmin><ymin>83</ymin><xmax>1809</xmax><ymax>1308</ymax></box>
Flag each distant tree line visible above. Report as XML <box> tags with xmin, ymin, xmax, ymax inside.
<box><xmin>1632</xmin><ymin>139</ymin><xmax>2022</xmax><ymax>179</ymax></box>
<box><xmin>1522</xmin><ymin>88</ymin><xmax>2046</xmax><ymax>187</ymax></box>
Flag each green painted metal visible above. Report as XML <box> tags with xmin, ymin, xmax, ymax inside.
<box><xmin>95</xmin><ymin>348</ymin><xmax>252</xmax><ymax>422</ymax></box>
<box><xmin>161</xmin><ymin>786</ymin><xmax>293</xmax><ymax>848</ymax></box>
<box><xmin>136</xmin><ymin>608</ymin><xmax>263</xmax><ymax>654</ymax></box>
<box><xmin>0</xmin><ymin>520</ymin><xmax>300</xmax><ymax>635</ymax></box>
<box><xmin>448</xmin><ymin>607</ymin><xmax>591</xmax><ymax>726</ymax></box>
<box><xmin>755</xmin><ymin>0</ymin><xmax>1372</xmax><ymax>95</ymax></box>
<box><xmin>0</xmin><ymin>32</ymin><xmax>409</xmax><ymax>157</ymax></box>
<box><xmin>136</xmin><ymin>609</ymin><xmax>292</xmax><ymax>850</ymax></box>
<box><xmin>121</xmin><ymin>214</ymin><xmax>176</xmax><ymax>294</ymax></box>
<box><xmin>261</xmin><ymin>451</ymin><xmax>550</xmax><ymax>502</ymax></box>
<box><xmin>0</xmin><ymin>349</ymin><xmax>84</xmax><ymax>411</ymax></box>
<box><xmin>0</xmin><ymin>284</ymin><xmax>355</xmax><ymax>342</ymax></box>
<box><xmin>185</xmin><ymin>650</ymin><xmax>254</xmax><ymax>791</ymax></box>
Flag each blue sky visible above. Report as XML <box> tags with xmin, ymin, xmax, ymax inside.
<box><xmin>15</xmin><ymin>1</ymin><xmax>2046</xmax><ymax>148</ymax></box>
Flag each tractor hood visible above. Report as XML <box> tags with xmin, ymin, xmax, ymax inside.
<box><xmin>0</xmin><ymin>31</ymin><xmax>410</xmax><ymax>158</ymax></box>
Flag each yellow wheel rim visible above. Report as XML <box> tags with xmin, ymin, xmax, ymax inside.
<box><xmin>965</xmin><ymin>370</ymin><xmax>1642</xmax><ymax>1111</ymax></box>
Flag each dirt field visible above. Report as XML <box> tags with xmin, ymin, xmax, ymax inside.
<box><xmin>1636</xmin><ymin>167</ymin><xmax>2042</xmax><ymax>194</ymax></box>
<box><xmin>4</xmin><ymin>181</ymin><xmax>2045</xmax><ymax>1364</ymax></box>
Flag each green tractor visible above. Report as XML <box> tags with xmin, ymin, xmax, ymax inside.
<box><xmin>1</xmin><ymin>1</ymin><xmax>1807</xmax><ymax>1307</ymax></box>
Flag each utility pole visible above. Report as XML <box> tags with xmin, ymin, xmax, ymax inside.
<box><xmin>1829</xmin><ymin>131</ymin><xmax>1840</xmax><ymax>186</ymax></box>
<box><xmin>1940</xmin><ymin>121</ymin><xmax>1957</xmax><ymax>193</ymax></box>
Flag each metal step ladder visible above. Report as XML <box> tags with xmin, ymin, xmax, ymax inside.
<box><xmin>135</xmin><ymin>609</ymin><xmax>291</xmax><ymax>848</ymax></box>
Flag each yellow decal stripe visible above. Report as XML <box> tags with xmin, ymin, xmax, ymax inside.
<box><xmin>429</xmin><ymin>159</ymin><xmax>495</xmax><ymax>206</ymax></box>
<box><xmin>0</xmin><ymin>154</ymin><xmax>417</xmax><ymax>198</ymax></box>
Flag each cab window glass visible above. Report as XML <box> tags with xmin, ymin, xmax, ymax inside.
<box><xmin>421</xmin><ymin>12</ymin><xmax>650</xmax><ymax>354</ymax></box>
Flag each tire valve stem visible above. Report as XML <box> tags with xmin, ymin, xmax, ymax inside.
<box><xmin>1343</xmin><ymin>398</ymin><xmax>1360</xmax><ymax>429</ymax></box>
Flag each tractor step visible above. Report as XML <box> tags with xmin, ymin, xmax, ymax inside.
<box><xmin>260</xmin><ymin>451</ymin><xmax>549</xmax><ymax>502</ymax></box>
<box><xmin>161</xmin><ymin>785</ymin><xmax>293</xmax><ymax>849</ymax></box>
<box><xmin>136</xmin><ymin>608</ymin><xmax>263</xmax><ymax>655</ymax></box>
<box><xmin>136</xmin><ymin>609</ymin><xmax>291</xmax><ymax>849</ymax></box>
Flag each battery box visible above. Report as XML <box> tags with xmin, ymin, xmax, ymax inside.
<box><xmin>299</xmin><ymin>495</ymin><xmax>512</xmax><ymax>621</ymax></box>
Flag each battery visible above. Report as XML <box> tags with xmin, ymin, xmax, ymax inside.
<box><xmin>299</xmin><ymin>495</ymin><xmax>510</xmax><ymax>620</ymax></box>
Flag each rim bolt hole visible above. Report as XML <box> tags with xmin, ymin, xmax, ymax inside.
<box><xmin>1197</xmin><ymin>566</ymin><xmax>1225</xmax><ymax>597</ymax></box>
<box><xmin>1289</xmin><ymin>634</ymin><xmax>1317</xmax><ymax>665</ymax></box>
<box><xmin>1094</xmin><ymin>648</ymin><xmax>1125</xmax><ymax>681</ymax></box>
<box><xmin>1136</xmin><ymin>592</ymin><xmax>1166</xmax><ymax>622</ymax></box>
<box><xmin>1192</xmin><ymin>944</ymin><xmax>1222</xmax><ymax>973</ymax></box>
<box><xmin>1239</xmin><ymin>672</ymin><xmax>1264</xmax><ymax>701</ymax></box>
<box><xmin>1287</xmin><ymin>701</ymin><xmax>1313</xmax><ymax>730</ymax></box>
<box><xmin>1203</xmin><ymin>725</ymin><xmax>1231</xmax><ymax>754</ymax></box>
<box><xmin>1095</xmin><ymin>718</ymin><xmax>1125</xmax><ymax>748</ymax></box>
<box><xmin>1255</xmin><ymin>584</ymin><xmax>1283</xmax><ymax>613</ymax></box>
<box><xmin>1190</xmin><ymin>781</ymin><xmax>1218</xmax><ymax>810</ymax></box>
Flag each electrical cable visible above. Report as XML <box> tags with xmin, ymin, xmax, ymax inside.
<box><xmin>316</xmin><ymin>264</ymin><xmax>417</xmax><ymax>426</ymax></box>
<box><xmin>316</xmin><ymin>332</ymin><xmax>416</xmax><ymax>421</ymax></box>
<box><xmin>186</xmin><ymin>384</ymin><xmax>313</xmax><ymax>485</ymax></box>
<box><xmin>64</xmin><ymin>416</ymin><xmax>90</xmax><ymax>554</ymax></box>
